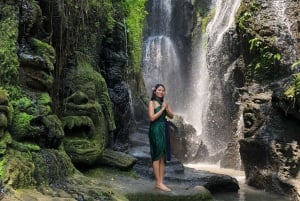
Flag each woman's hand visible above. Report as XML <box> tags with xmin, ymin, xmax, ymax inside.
<box><xmin>163</xmin><ymin>101</ymin><xmax>174</xmax><ymax>119</ymax></box>
<box><xmin>162</xmin><ymin>101</ymin><xmax>168</xmax><ymax>110</ymax></box>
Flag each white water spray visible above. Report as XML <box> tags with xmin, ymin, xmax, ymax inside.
<box><xmin>186</xmin><ymin>0</ymin><xmax>241</xmax><ymax>154</ymax></box>
<box><xmin>142</xmin><ymin>1</ymin><xmax>182</xmax><ymax>111</ymax></box>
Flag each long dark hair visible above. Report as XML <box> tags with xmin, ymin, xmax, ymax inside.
<box><xmin>151</xmin><ymin>84</ymin><xmax>165</xmax><ymax>101</ymax></box>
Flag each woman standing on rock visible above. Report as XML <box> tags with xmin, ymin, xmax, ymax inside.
<box><xmin>148</xmin><ymin>84</ymin><xmax>174</xmax><ymax>192</ymax></box>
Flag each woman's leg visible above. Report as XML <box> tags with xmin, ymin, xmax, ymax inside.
<box><xmin>158</xmin><ymin>157</ymin><xmax>165</xmax><ymax>185</ymax></box>
<box><xmin>154</xmin><ymin>156</ymin><xmax>171</xmax><ymax>191</ymax></box>
<box><xmin>152</xmin><ymin>160</ymin><xmax>160</xmax><ymax>186</ymax></box>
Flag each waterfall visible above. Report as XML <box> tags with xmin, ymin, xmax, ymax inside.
<box><xmin>142</xmin><ymin>0</ymin><xmax>242</xmax><ymax>157</ymax></box>
<box><xmin>207</xmin><ymin>0</ymin><xmax>242</xmax><ymax>50</ymax></box>
<box><xmin>184</xmin><ymin>32</ymin><xmax>209</xmax><ymax>140</ymax></box>
<box><xmin>149</xmin><ymin>0</ymin><xmax>172</xmax><ymax>35</ymax></box>
<box><xmin>142</xmin><ymin>0</ymin><xmax>182</xmax><ymax>111</ymax></box>
<box><xmin>204</xmin><ymin>0</ymin><xmax>241</xmax><ymax>154</ymax></box>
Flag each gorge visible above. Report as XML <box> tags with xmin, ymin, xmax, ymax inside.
<box><xmin>0</xmin><ymin>0</ymin><xmax>299</xmax><ymax>201</ymax></box>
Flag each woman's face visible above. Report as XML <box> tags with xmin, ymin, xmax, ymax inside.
<box><xmin>155</xmin><ymin>86</ymin><xmax>165</xmax><ymax>98</ymax></box>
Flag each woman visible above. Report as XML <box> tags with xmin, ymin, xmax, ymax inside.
<box><xmin>148</xmin><ymin>84</ymin><xmax>174</xmax><ymax>192</ymax></box>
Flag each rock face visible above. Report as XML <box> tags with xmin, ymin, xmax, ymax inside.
<box><xmin>101</xmin><ymin>27</ymin><xmax>134</xmax><ymax>152</ymax></box>
<box><xmin>169</xmin><ymin>115</ymin><xmax>209</xmax><ymax>163</ymax></box>
<box><xmin>233</xmin><ymin>0</ymin><xmax>300</xmax><ymax>200</ymax></box>
<box><xmin>0</xmin><ymin>1</ymin><xmax>134</xmax><ymax>199</ymax></box>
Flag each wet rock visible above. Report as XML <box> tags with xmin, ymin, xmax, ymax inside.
<box><xmin>169</xmin><ymin>115</ymin><xmax>209</xmax><ymax>163</ymax></box>
<box><xmin>129</xmin><ymin>122</ymin><xmax>240</xmax><ymax>194</ymax></box>
<box><xmin>98</xmin><ymin>149</ymin><xmax>137</xmax><ymax>171</ymax></box>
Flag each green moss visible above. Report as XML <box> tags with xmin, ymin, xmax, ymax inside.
<box><xmin>3</xmin><ymin>85</ymin><xmax>24</xmax><ymax>101</ymax></box>
<box><xmin>11</xmin><ymin>112</ymin><xmax>34</xmax><ymax>136</ymax></box>
<box><xmin>11</xmin><ymin>97</ymin><xmax>32</xmax><ymax>112</ymax></box>
<box><xmin>84</xmin><ymin>166</ymin><xmax>138</xmax><ymax>179</ymax></box>
<box><xmin>4</xmin><ymin>149</ymin><xmax>36</xmax><ymax>188</ymax></box>
<box><xmin>11</xmin><ymin>141</ymin><xmax>40</xmax><ymax>152</ymax></box>
<box><xmin>63</xmin><ymin>116</ymin><xmax>95</xmax><ymax>131</ymax></box>
<box><xmin>37</xmin><ymin>93</ymin><xmax>52</xmax><ymax>114</ymax></box>
<box><xmin>0</xmin><ymin>4</ymin><xmax>19</xmax><ymax>86</ymax></box>
<box><xmin>29</xmin><ymin>38</ymin><xmax>55</xmax><ymax>71</ymax></box>
<box><xmin>0</xmin><ymin>132</ymin><xmax>12</xmax><ymax>156</ymax></box>
<box><xmin>32</xmin><ymin>149</ymin><xmax>76</xmax><ymax>186</ymax></box>
<box><xmin>0</xmin><ymin>88</ymin><xmax>9</xmax><ymax>99</ymax></box>
<box><xmin>0</xmin><ymin>157</ymin><xmax>5</xmax><ymax>179</ymax></box>
<box><xmin>65</xmin><ymin>57</ymin><xmax>116</xmax><ymax>131</ymax></box>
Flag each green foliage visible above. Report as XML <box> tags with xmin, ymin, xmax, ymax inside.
<box><xmin>124</xmin><ymin>0</ymin><xmax>148</xmax><ymax>73</ymax></box>
<box><xmin>0</xmin><ymin>4</ymin><xmax>19</xmax><ymax>85</ymax></box>
<box><xmin>247</xmin><ymin>38</ymin><xmax>282</xmax><ymax>82</ymax></box>
<box><xmin>291</xmin><ymin>60</ymin><xmax>300</xmax><ymax>69</ymax></box>
<box><xmin>236</xmin><ymin>0</ymin><xmax>259</xmax><ymax>31</ymax></box>
<box><xmin>284</xmin><ymin>73</ymin><xmax>300</xmax><ymax>106</ymax></box>
<box><xmin>237</xmin><ymin>11</ymin><xmax>252</xmax><ymax>30</ymax></box>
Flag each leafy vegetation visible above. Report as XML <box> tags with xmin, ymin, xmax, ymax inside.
<box><xmin>236</xmin><ymin>0</ymin><xmax>259</xmax><ymax>31</ymax></box>
<box><xmin>247</xmin><ymin>37</ymin><xmax>281</xmax><ymax>82</ymax></box>
<box><xmin>291</xmin><ymin>60</ymin><xmax>300</xmax><ymax>69</ymax></box>
<box><xmin>284</xmin><ymin>73</ymin><xmax>300</xmax><ymax>107</ymax></box>
<box><xmin>124</xmin><ymin>0</ymin><xmax>148</xmax><ymax>74</ymax></box>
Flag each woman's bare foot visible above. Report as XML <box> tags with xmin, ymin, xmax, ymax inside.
<box><xmin>155</xmin><ymin>183</ymin><xmax>171</xmax><ymax>192</ymax></box>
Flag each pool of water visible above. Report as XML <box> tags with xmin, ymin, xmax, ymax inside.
<box><xmin>185</xmin><ymin>164</ymin><xmax>292</xmax><ymax>201</ymax></box>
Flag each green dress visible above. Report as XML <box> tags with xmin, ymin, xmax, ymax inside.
<box><xmin>148</xmin><ymin>98</ymin><xmax>167</xmax><ymax>162</ymax></box>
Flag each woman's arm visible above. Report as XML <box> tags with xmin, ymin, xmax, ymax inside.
<box><xmin>148</xmin><ymin>101</ymin><xmax>166</xmax><ymax>122</ymax></box>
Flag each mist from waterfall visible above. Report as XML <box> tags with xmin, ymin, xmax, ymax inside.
<box><xmin>142</xmin><ymin>0</ymin><xmax>183</xmax><ymax>111</ymax></box>
<box><xmin>185</xmin><ymin>0</ymin><xmax>242</xmax><ymax>155</ymax></box>
<box><xmin>183</xmin><ymin>34</ymin><xmax>209</xmax><ymax>141</ymax></box>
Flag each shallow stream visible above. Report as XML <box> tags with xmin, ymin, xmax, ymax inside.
<box><xmin>185</xmin><ymin>164</ymin><xmax>292</xmax><ymax>201</ymax></box>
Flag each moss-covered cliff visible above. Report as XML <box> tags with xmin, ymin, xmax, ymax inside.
<box><xmin>0</xmin><ymin>0</ymin><xmax>147</xmax><ymax>200</ymax></box>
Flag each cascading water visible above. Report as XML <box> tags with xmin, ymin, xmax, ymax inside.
<box><xmin>183</xmin><ymin>0</ymin><xmax>242</xmax><ymax>156</ymax></box>
<box><xmin>201</xmin><ymin>0</ymin><xmax>242</xmax><ymax>154</ymax></box>
<box><xmin>142</xmin><ymin>0</ymin><xmax>242</xmax><ymax>156</ymax></box>
<box><xmin>183</xmin><ymin>28</ymin><xmax>210</xmax><ymax>149</ymax></box>
<box><xmin>142</xmin><ymin>0</ymin><xmax>183</xmax><ymax>111</ymax></box>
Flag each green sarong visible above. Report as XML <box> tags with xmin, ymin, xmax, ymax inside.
<box><xmin>148</xmin><ymin>103</ymin><xmax>167</xmax><ymax>162</ymax></box>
